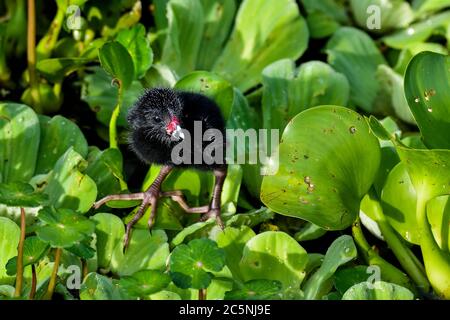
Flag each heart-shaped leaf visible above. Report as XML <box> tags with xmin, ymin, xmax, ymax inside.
<box><xmin>404</xmin><ymin>51</ymin><xmax>450</xmax><ymax>149</ymax></box>
<box><xmin>36</xmin><ymin>207</ymin><xmax>96</xmax><ymax>248</ymax></box>
<box><xmin>169</xmin><ymin>238</ymin><xmax>226</xmax><ymax>289</ymax></box>
<box><xmin>99</xmin><ymin>41</ymin><xmax>134</xmax><ymax>89</ymax></box>
<box><xmin>261</xmin><ymin>106</ymin><xmax>381</xmax><ymax>230</ymax></box>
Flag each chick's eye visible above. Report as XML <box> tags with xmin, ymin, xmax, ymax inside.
<box><xmin>153</xmin><ymin>116</ymin><xmax>161</xmax><ymax>122</ymax></box>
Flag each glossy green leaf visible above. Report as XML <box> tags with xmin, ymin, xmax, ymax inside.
<box><xmin>66</xmin><ymin>238</ymin><xmax>95</xmax><ymax>259</ymax></box>
<box><xmin>342</xmin><ymin>281</ymin><xmax>414</xmax><ymax>300</ymax></box>
<box><xmin>301</xmin><ymin>0</ymin><xmax>349</xmax><ymax>38</ymax></box>
<box><xmin>36</xmin><ymin>207</ymin><xmax>96</xmax><ymax>248</ymax></box>
<box><xmin>294</xmin><ymin>222</ymin><xmax>327</xmax><ymax>242</ymax></box>
<box><xmin>326</xmin><ymin>27</ymin><xmax>386</xmax><ymax>112</ymax></box>
<box><xmin>118</xmin><ymin>270</ymin><xmax>171</xmax><ymax>298</ymax></box>
<box><xmin>0</xmin><ymin>182</ymin><xmax>47</xmax><ymax>207</ymax></box>
<box><xmin>80</xmin><ymin>273</ymin><xmax>123</xmax><ymax>300</ymax></box>
<box><xmin>0</xmin><ymin>103</ymin><xmax>40</xmax><ymax>183</ymax></box>
<box><xmin>303</xmin><ymin>235</ymin><xmax>357</xmax><ymax>299</ymax></box>
<box><xmin>262</xmin><ymin>59</ymin><xmax>349</xmax><ymax>132</ymax></box>
<box><xmin>0</xmin><ymin>217</ymin><xmax>20</xmax><ymax>285</ymax></box>
<box><xmin>224</xmin><ymin>279</ymin><xmax>283</xmax><ymax>300</ymax></box>
<box><xmin>213</xmin><ymin>0</ymin><xmax>309</xmax><ymax>91</ymax></box>
<box><xmin>36</xmin><ymin>57</ymin><xmax>93</xmax><ymax>82</ymax></box>
<box><xmin>239</xmin><ymin>231</ymin><xmax>308</xmax><ymax>290</ymax></box>
<box><xmin>334</xmin><ymin>266</ymin><xmax>372</xmax><ymax>295</ymax></box>
<box><xmin>5</xmin><ymin>236</ymin><xmax>49</xmax><ymax>276</ymax></box>
<box><xmin>261</xmin><ymin>106</ymin><xmax>381</xmax><ymax>230</ymax></box>
<box><xmin>99</xmin><ymin>41</ymin><xmax>134</xmax><ymax>89</ymax></box>
<box><xmin>116</xmin><ymin>23</ymin><xmax>153</xmax><ymax>79</ymax></box>
<box><xmin>35</xmin><ymin>115</ymin><xmax>88</xmax><ymax>175</ymax></box>
<box><xmin>350</xmin><ymin>0</ymin><xmax>413</xmax><ymax>33</ymax></box>
<box><xmin>394</xmin><ymin>42</ymin><xmax>448</xmax><ymax>75</ymax></box>
<box><xmin>169</xmin><ymin>238</ymin><xmax>226</xmax><ymax>289</ymax></box>
<box><xmin>44</xmin><ymin>148</ymin><xmax>97</xmax><ymax>213</ymax></box>
<box><xmin>404</xmin><ymin>51</ymin><xmax>450</xmax><ymax>149</ymax></box>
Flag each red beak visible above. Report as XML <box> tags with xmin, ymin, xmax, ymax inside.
<box><xmin>166</xmin><ymin>116</ymin><xmax>180</xmax><ymax>135</ymax></box>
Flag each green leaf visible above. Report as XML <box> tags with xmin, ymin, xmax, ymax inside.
<box><xmin>175</xmin><ymin>71</ymin><xmax>234</xmax><ymax>121</ymax></box>
<box><xmin>36</xmin><ymin>57</ymin><xmax>93</xmax><ymax>82</ymax></box>
<box><xmin>66</xmin><ymin>238</ymin><xmax>95</xmax><ymax>259</ymax></box>
<box><xmin>35</xmin><ymin>115</ymin><xmax>88</xmax><ymax>175</ymax></box>
<box><xmin>383</xmin><ymin>11</ymin><xmax>450</xmax><ymax>49</ymax></box>
<box><xmin>36</xmin><ymin>206</ymin><xmax>96</xmax><ymax>248</ymax></box>
<box><xmin>0</xmin><ymin>103</ymin><xmax>40</xmax><ymax>183</ymax></box>
<box><xmin>294</xmin><ymin>222</ymin><xmax>327</xmax><ymax>242</ymax></box>
<box><xmin>262</xmin><ymin>59</ymin><xmax>349</xmax><ymax>132</ymax></box>
<box><xmin>261</xmin><ymin>106</ymin><xmax>381</xmax><ymax>230</ymax></box>
<box><xmin>0</xmin><ymin>182</ymin><xmax>47</xmax><ymax>207</ymax></box>
<box><xmin>85</xmin><ymin>147</ymin><xmax>126</xmax><ymax>199</ymax></box>
<box><xmin>239</xmin><ymin>231</ymin><xmax>308</xmax><ymax>290</ymax></box>
<box><xmin>213</xmin><ymin>0</ymin><xmax>309</xmax><ymax>92</ymax></box>
<box><xmin>334</xmin><ymin>266</ymin><xmax>372</xmax><ymax>295</ymax></box>
<box><xmin>81</xmin><ymin>67</ymin><xmax>144</xmax><ymax>127</ymax></box>
<box><xmin>342</xmin><ymin>281</ymin><xmax>414</xmax><ymax>300</ymax></box>
<box><xmin>303</xmin><ymin>235</ymin><xmax>357</xmax><ymax>299</ymax></box>
<box><xmin>169</xmin><ymin>238</ymin><xmax>226</xmax><ymax>289</ymax></box>
<box><xmin>224</xmin><ymin>279</ymin><xmax>283</xmax><ymax>300</ymax></box>
<box><xmin>394</xmin><ymin>42</ymin><xmax>448</xmax><ymax>75</ymax></box>
<box><xmin>404</xmin><ymin>51</ymin><xmax>450</xmax><ymax>149</ymax></box>
<box><xmin>350</xmin><ymin>0</ymin><xmax>413</xmax><ymax>33</ymax></box>
<box><xmin>412</xmin><ymin>0</ymin><xmax>450</xmax><ymax>15</ymax></box>
<box><xmin>326</xmin><ymin>27</ymin><xmax>386</xmax><ymax>112</ymax></box>
<box><xmin>44</xmin><ymin>148</ymin><xmax>97</xmax><ymax>213</ymax></box>
<box><xmin>5</xmin><ymin>236</ymin><xmax>49</xmax><ymax>275</ymax></box>
<box><xmin>0</xmin><ymin>217</ymin><xmax>20</xmax><ymax>285</ymax></box>
<box><xmin>116</xmin><ymin>23</ymin><xmax>153</xmax><ymax>79</ymax></box>
<box><xmin>99</xmin><ymin>41</ymin><xmax>134</xmax><ymax>89</ymax></box>
<box><xmin>301</xmin><ymin>0</ymin><xmax>349</xmax><ymax>38</ymax></box>
<box><xmin>80</xmin><ymin>272</ymin><xmax>123</xmax><ymax>300</ymax></box>
<box><xmin>118</xmin><ymin>270</ymin><xmax>171</xmax><ymax>299</ymax></box>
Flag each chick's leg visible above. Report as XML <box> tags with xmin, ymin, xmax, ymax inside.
<box><xmin>200</xmin><ymin>167</ymin><xmax>227</xmax><ymax>228</ymax></box>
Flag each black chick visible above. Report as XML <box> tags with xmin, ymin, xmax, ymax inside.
<box><xmin>94</xmin><ymin>88</ymin><xmax>227</xmax><ymax>249</ymax></box>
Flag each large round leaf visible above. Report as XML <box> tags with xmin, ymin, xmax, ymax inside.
<box><xmin>404</xmin><ymin>51</ymin><xmax>450</xmax><ymax>149</ymax></box>
<box><xmin>0</xmin><ymin>182</ymin><xmax>47</xmax><ymax>207</ymax></box>
<box><xmin>0</xmin><ymin>103</ymin><xmax>40</xmax><ymax>183</ymax></box>
<box><xmin>5</xmin><ymin>236</ymin><xmax>49</xmax><ymax>275</ymax></box>
<box><xmin>261</xmin><ymin>106</ymin><xmax>381</xmax><ymax>230</ymax></box>
<box><xmin>239</xmin><ymin>231</ymin><xmax>308</xmax><ymax>290</ymax></box>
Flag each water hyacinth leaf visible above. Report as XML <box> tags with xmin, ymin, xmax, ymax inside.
<box><xmin>326</xmin><ymin>27</ymin><xmax>386</xmax><ymax>112</ymax></box>
<box><xmin>224</xmin><ymin>279</ymin><xmax>283</xmax><ymax>300</ymax></box>
<box><xmin>36</xmin><ymin>207</ymin><xmax>96</xmax><ymax>248</ymax></box>
<box><xmin>66</xmin><ymin>238</ymin><xmax>96</xmax><ymax>259</ymax></box>
<box><xmin>303</xmin><ymin>235</ymin><xmax>357</xmax><ymax>300</ymax></box>
<box><xmin>301</xmin><ymin>0</ymin><xmax>349</xmax><ymax>38</ymax></box>
<box><xmin>161</xmin><ymin>0</ymin><xmax>204</xmax><ymax>78</ymax></box>
<box><xmin>6</xmin><ymin>236</ymin><xmax>49</xmax><ymax>275</ymax></box>
<box><xmin>175</xmin><ymin>71</ymin><xmax>234</xmax><ymax>120</ymax></box>
<box><xmin>294</xmin><ymin>222</ymin><xmax>327</xmax><ymax>242</ymax></box>
<box><xmin>171</xmin><ymin>220</ymin><xmax>215</xmax><ymax>247</ymax></box>
<box><xmin>112</xmin><ymin>229</ymin><xmax>170</xmax><ymax>276</ymax></box>
<box><xmin>116</xmin><ymin>23</ymin><xmax>153</xmax><ymax>79</ymax></box>
<box><xmin>342</xmin><ymin>281</ymin><xmax>414</xmax><ymax>300</ymax></box>
<box><xmin>91</xmin><ymin>213</ymin><xmax>124</xmax><ymax>271</ymax></box>
<box><xmin>239</xmin><ymin>231</ymin><xmax>308</xmax><ymax>289</ymax></box>
<box><xmin>334</xmin><ymin>266</ymin><xmax>372</xmax><ymax>295</ymax></box>
<box><xmin>169</xmin><ymin>238</ymin><xmax>226</xmax><ymax>289</ymax></box>
<box><xmin>118</xmin><ymin>270</ymin><xmax>171</xmax><ymax>298</ymax></box>
<box><xmin>383</xmin><ymin>11</ymin><xmax>450</xmax><ymax>49</ymax></box>
<box><xmin>196</xmin><ymin>0</ymin><xmax>237</xmax><ymax>70</ymax></box>
<box><xmin>85</xmin><ymin>147</ymin><xmax>126</xmax><ymax>199</ymax></box>
<box><xmin>213</xmin><ymin>0</ymin><xmax>309</xmax><ymax>92</ymax></box>
<box><xmin>216</xmin><ymin>226</ymin><xmax>256</xmax><ymax>281</ymax></box>
<box><xmin>427</xmin><ymin>196</ymin><xmax>450</xmax><ymax>251</ymax></box>
<box><xmin>36</xmin><ymin>57</ymin><xmax>93</xmax><ymax>82</ymax></box>
<box><xmin>404</xmin><ymin>52</ymin><xmax>450</xmax><ymax>149</ymax></box>
<box><xmin>80</xmin><ymin>273</ymin><xmax>123</xmax><ymax>300</ymax></box>
<box><xmin>35</xmin><ymin>115</ymin><xmax>88</xmax><ymax>175</ymax></box>
<box><xmin>0</xmin><ymin>217</ymin><xmax>20</xmax><ymax>285</ymax></box>
<box><xmin>99</xmin><ymin>41</ymin><xmax>134</xmax><ymax>89</ymax></box>
<box><xmin>350</xmin><ymin>0</ymin><xmax>413</xmax><ymax>33</ymax></box>
<box><xmin>262</xmin><ymin>59</ymin><xmax>349</xmax><ymax>132</ymax></box>
<box><xmin>44</xmin><ymin>148</ymin><xmax>97</xmax><ymax>213</ymax></box>
<box><xmin>381</xmin><ymin>162</ymin><xmax>420</xmax><ymax>244</ymax></box>
<box><xmin>0</xmin><ymin>182</ymin><xmax>47</xmax><ymax>207</ymax></box>
<box><xmin>412</xmin><ymin>0</ymin><xmax>450</xmax><ymax>15</ymax></box>
<box><xmin>394</xmin><ymin>42</ymin><xmax>448</xmax><ymax>75</ymax></box>
<box><xmin>81</xmin><ymin>67</ymin><xmax>144</xmax><ymax>127</ymax></box>
<box><xmin>261</xmin><ymin>106</ymin><xmax>381</xmax><ymax>230</ymax></box>
<box><xmin>0</xmin><ymin>103</ymin><xmax>40</xmax><ymax>183</ymax></box>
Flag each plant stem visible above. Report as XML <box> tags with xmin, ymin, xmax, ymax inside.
<box><xmin>44</xmin><ymin>247</ymin><xmax>62</xmax><ymax>300</ymax></box>
<box><xmin>352</xmin><ymin>218</ymin><xmax>415</xmax><ymax>292</ymax></box>
<box><xmin>14</xmin><ymin>207</ymin><xmax>26</xmax><ymax>298</ymax></box>
<box><xmin>27</xmin><ymin>0</ymin><xmax>41</xmax><ymax>112</ymax></box>
<box><xmin>198</xmin><ymin>288</ymin><xmax>207</xmax><ymax>300</ymax></box>
<box><xmin>81</xmin><ymin>259</ymin><xmax>88</xmax><ymax>281</ymax></box>
<box><xmin>29</xmin><ymin>264</ymin><xmax>37</xmax><ymax>300</ymax></box>
<box><xmin>109</xmin><ymin>81</ymin><xmax>123</xmax><ymax>149</ymax></box>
